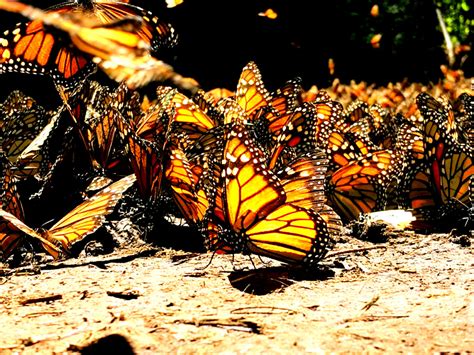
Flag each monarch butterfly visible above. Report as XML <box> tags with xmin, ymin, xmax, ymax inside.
<box><xmin>115</xmin><ymin>111</ymin><xmax>163</xmax><ymax>202</ymax></box>
<box><xmin>17</xmin><ymin>105</ymin><xmax>75</xmax><ymax>185</ymax></box>
<box><xmin>343</xmin><ymin>102</ymin><xmax>391</xmax><ymax>146</ymax></box>
<box><xmin>0</xmin><ymin>91</ymin><xmax>47</xmax><ymax>151</ymax></box>
<box><xmin>191</xmin><ymin>89</ymin><xmax>225</xmax><ymax>124</ymax></box>
<box><xmin>275</xmin><ymin>151</ymin><xmax>328</xmax><ymax>213</ymax></box>
<box><xmin>133</xmin><ymin>86</ymin><xmax>176</xmax><ymax>141</ymax></box>
<box><xmin>257</xmin><ymin>78</ymin><xmax>303</xmax><ymax>136</ymax></box>
<box><xmin>0</xmin><ymin>173</ymin><xmax>136</xmax><ymax>260</ymax></box>
<box><xmin>85</xmin><ymin>174</ymin><xmax>114</xmax><ymax>193</ymax></box>
<box><xmin>367</xmin><ymin>104</ymin><xmax>393</xmax><ymax>148</ymax></box>
<box><xmin>1</xmin><ymin>152</ymin><xmax>42</xmax><ymax>259</ymax></box>
<box><xmin>269</xmin><ymin>100</ymin><xmax>343</xmax><ymax>170</ymax></box>
<box><xmin>0</xmin><ymin>90</ymin><xmax>36</xmax><ymax>117</ymax></box>
<box><xmin>325</xmin><ymin>129</ymin><xmax>376</xmax><ymax>174</ymax></box>
<box><xmin>235</xmin><ymin>62</ymin><xmax>303</xmax><ymax>142</ymax></box>
<box><xmin>396</xmin><ymin>93</ymin><xmax>474</xmax><ymax>226</ymax></box>
<box><xmin>0</xmin><ymin>152</ymin><xmax>24</xmax><ymax>226</ymax></box>
<box><xmin>163</xmin><ymin>140</ymin><xmax>211</xmax><ymax>226</ymax></box>
<box><xmin>454</xmin><ymin>93</ymin><xmax>474</xmax><ymax>146</ymax></box>
<box><xmin>327</xmin><ymin>150</ymin><xmax>398</xmax><ymax>222</ymax></box>
<box><xmin>0</xmin><ymin>0</ymin><xmax>177</xmax><ymax>88</ymax></box>
<box><xmin>371</xmin><ymin>87</ymin><xmax>404</xmax><ymax>109</ymax></box>
<box><xmin>236</xmin><ymin>61</ymin><xmax>272</xmax><ymax>119</ymax></box>
<box><xmin>67</xmin><ymin>80</ymin><xmax>137</xmax><ymax>172</ymax></box>
<box><xmin>418</xmin><ymin>93</ymin><xmax>458</xmax><ymax>144</ymax></box>
<box><xmin>206</xmin><ymin>123</ymin><xmax>337</xmax><ymax>268</ymax></box>
<box><xmin>1</xmin><ymin>106</ymin><xmax>48</xmax><ymax>165</ymax></box>
<box><xmin>302</xmin><ymin>88</ymin><xmax>332</xmax><ymax>104</ymax></box>
<box><xmin>160</xmin><ymin>87</ymin><xmax>218</xmax><ymax>142</ymax></box>
<box><xmin>392</xmin><ymin>114</ymin><xmax>424</xmax><ymax>163</ymax></box>
<box><xmin>344</xmin><ymin>100</ymin><xmax>370</xmax><ymax>125</ymax></box>
<box><xmin>0</xmin><ymin>93</ymin><xmax>68</xmax><ymax>180</ymax></box>
<box><xmin>205</xmin><ymin>88</ymin><xmax>234</xmax><ymax>104</ymax></box>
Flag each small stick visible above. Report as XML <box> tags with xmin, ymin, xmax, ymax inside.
<box><xmin>231</xmin><ymin>306</ymin><xmax>297</xmax><ymax>315</ymax></box>
<box><xmin>106</xmin><ymin>290</ymin><xmax>140</xmax><ymax>300</ymax></box>
<box><xmin>20</xmin><ymin>294</ymin><xmax>62</xmax><ymax>306</ymax></box>
<box><xmin>25</xmin><ymin>311</ymin><xmax>65</xmax><ymax>318</ymax></box>
<box><xmin>361</xmin><ymin>295</ymin><xmax>380</xmax><ymax>311</ymax></box>
<box><xmin>176</xmin><ymin>318</ymin><xmax>261</xmax><ymax>333</ymax></box>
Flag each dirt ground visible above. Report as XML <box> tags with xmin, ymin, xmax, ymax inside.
<box><xmin>0</xmin><ymin>224</ymin><xmax>472</xmax><ymax>354</ymax></box>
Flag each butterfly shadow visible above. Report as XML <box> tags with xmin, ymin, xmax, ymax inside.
<box><xmin>69</xmin><ymin>333</ymin><xmax>135</xmax><ymax>355</ymax></box>
<box><xmin>228</xmin><ymin>264</ymin><xmax>335</xmax><ymax>295</ymax></box>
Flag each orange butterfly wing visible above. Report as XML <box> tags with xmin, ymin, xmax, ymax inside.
<box><xmin>45</xmin><ymin>174</ymin><xmax>136</xmax><ymax>253</ymax></box>
<box><xmin>327</xmin><ymin>150</ymin><xmax>396</xmax><ymax>222</ymax></box>
<box><xmin>244</xmin><ymin>204</ymin><xmax>333</xmax><ymax>265</ymax></box>
<box><xmin>223</xmin><ymin>125</ymin><xmax>285</xmax><ymax>232</ymax></box>
<box><xmin>236</xmin><ymin>61</ymin><xmax>271</xmax><ymax>118</ymax></box>
<box><xmin>217</xmin><ymin>124</ymin><xmax>335</xmax><ymax>267</ymax></box>
<box><xmin>165</xmin><ymin>89</ymin><xmax>217</xmax><ymax>141</ymax></box>
<box><xmin>0</xmin><ymin>209</ymin><xmax>61</xmax><ymax>260</ymax></box>
<box><xmin>164</xmin><ymin>144</ymin><xmax>210</xmax><ymax>225</ymax></box>
<box><xmin>116</xmin><ymin>114</ymin><xmax>163</xmax><ymax>201</ymax></box>
<box><xmin>0</xmin><ymin>6</ymin><xmax>94</xmax><ymax>88</ymax></box>
<box><xmin>0</xmin><ymin>2</ymin><xmax>177</xmax><ymax>87</ymax></box>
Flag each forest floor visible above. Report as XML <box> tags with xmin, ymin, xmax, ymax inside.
<box><xmin>0</xmin><ymin>222</ymin><xmax>472</xmax><ymax>354</ymax></box>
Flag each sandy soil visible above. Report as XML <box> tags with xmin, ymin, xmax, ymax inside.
<box><xmin>0</xmin><ymin>227</ymin><xmax>472</xmax><ymax>354</ymax></box>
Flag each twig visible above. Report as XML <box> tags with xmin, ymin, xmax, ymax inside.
<box><xmin>346</xmin><ymin>332</ymin><xmax>375</xmax><ymax>341</ymax></box>
<box><xmin>344</xmin><ymin>315</ymin><xmax>409</xmax><ymax>323</ymax></box>
<box><xmin>325</xmin><ymin>245</ymin><xmax>387</xmax><ymax>258</ymax></box>
<box><xmin>361</xmin><ymin>295</ymin><xmax>380</xmax><ymax>311</ymax></box>
<box><xmin>231</xmin><ymin>306</ymin><xmax>297</xmax><ymax>315</ymax></box>
<box><xmin>106</xmin><ymin>290</ymin><xmax>140</xmax><ymax>300</ymax></box>
<box><xmin>398</xmin><ymin>268</ymin><xmax>417</xmax><ymax>274</ymax></box>
<box><xmin>20</xmin><ymin>294</ymin><xmax>62</xmax><ymax>305</ymax></box>
<box><xmin>175</xmin><ymin>317</ymin><xmax>261</xmax><ymax>334</ymax></box>
<box><xmin>25</xmin><ymin>311</ymin><xmax>65</xmax><ymax>318</ymax></box>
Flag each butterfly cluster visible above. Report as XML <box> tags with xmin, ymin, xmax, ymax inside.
<box><xmin>0</xmin><ymin>1</ymin><xmax>473</xmax><ymax>270</ymax></box>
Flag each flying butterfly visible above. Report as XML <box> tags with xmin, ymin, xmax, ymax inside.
<box><xmin>0</xmin><ymin>0</ymin><xmax>178</xmax><ymax>88</ymax></box>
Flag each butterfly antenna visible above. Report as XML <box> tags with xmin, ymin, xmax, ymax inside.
<box><xmin>40</xmin><ymin>218</ymin><xmax>56</xmax><ymax>229</ymax></box>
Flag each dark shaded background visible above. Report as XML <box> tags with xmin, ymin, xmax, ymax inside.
<box><xmin>0</xmin><ymin>0</ymin><xmax>472</xmax><ymax>106</ymax></box>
